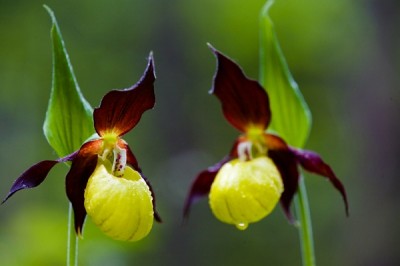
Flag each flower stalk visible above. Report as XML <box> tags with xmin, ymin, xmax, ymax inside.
<box><xmin>67</xmin><ymin>204</ymin><xmax>78</xmax><ymax>266</ymax></box>
<box><xmin>295</xmin><ymin>176</ymin><xmax>315</xmax><ymax>266</ymax></box>
<box><xmin>259</xmin><ymin>1</ymin><xmax>318</xmax><ymax>265</ymax></box>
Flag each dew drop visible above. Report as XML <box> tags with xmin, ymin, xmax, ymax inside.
<box><xmin>235</xmin><ymin>222</ymin><xmax>248</xmax><ymax>230</ymax></box>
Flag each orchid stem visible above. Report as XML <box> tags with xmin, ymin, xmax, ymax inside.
<box><xmin>67</xmin><ymin>203</ymin><xmax>79</xmax><ymax>266</ymax></box>
<box><xmin>259</xmin><ymin>1</ymin><xmax>316</xmax><ymax>264</ymax></box>
<box><xmin>294</xmin><ymin>175</ymin><xmax>316</xmax><ymax>266</ymax></box>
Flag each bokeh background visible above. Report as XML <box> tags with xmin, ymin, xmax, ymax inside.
<box><xmin>0</xmin><ymin>0</ymin><xmax>399</xmax><ymax>265</ymax></box>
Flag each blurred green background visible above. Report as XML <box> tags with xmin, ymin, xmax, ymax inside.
<box><xmin>1</xmin><ymin>0</ymin><xmax>399</xmax><ymax>265</ymax></box>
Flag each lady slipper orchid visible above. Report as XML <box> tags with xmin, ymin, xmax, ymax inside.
<box><xmin>3</xmin><ymin>54</ymin><xmax>161</xmax><ymax>241</ymax></box>
<box><xmin>184</xmin><ymin>46</ymin><xmax>348</xmax><ymax>230</ymax></box>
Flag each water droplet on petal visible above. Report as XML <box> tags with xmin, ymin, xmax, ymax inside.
<box><xmin>235</xmin><ymin>222</ymin><xmax>248</xmax><ymax>230</ymax></box>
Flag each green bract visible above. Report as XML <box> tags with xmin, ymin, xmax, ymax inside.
<box><xmin>259</xmin><ymin>0</ymin><xmax>311</xmax><ymax>147</ymax></box>
<box><xmin>43</xmin><ymin>5</ymin><xmax>94</xmax><ymax>157</ymax></box>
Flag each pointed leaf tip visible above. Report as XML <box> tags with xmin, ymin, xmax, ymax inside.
<box><xmin>259</xmin><ymin>1</ymin><xmax>311</xmax><ymax>147</ymax></box>
<box><xmin>209</xmin><ymin>46</ymin><xmax>271</xmax><ymax>133</ymax></box>
<box><xmin>43</xmin><ymin>7</ymin><xmax>94</xmax><ymax>157</ymax></box>
<box><xmin>93</xmin><ymin>54</ymin><xmax>156</xmax><ymax>137</ymax></box>
<box><xmin>43</xmin><ymin>5</ymin><xmax>55</xmax><ymax>20</ymax></box>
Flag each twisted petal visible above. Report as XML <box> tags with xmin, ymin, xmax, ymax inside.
<box><xmin>65</xmin><ymin>139</ymin><xmax>102</xmax><ymax>235</ymax></box>
<box><xmin>183</xmin><ymin>156</ymin><xmax>231</xmax><ymax>220</ymax></box>
<box><xmin>2</xmin><ymin>151</ymin><xmax>77</xmax><ymax>203</ymax></box>
<box><xmin>209</xmin><ymin>44</ymin><xmax>271</xmax><ymax>133</ymax></box>
<box><xmin>266</xmin><ymin>134</ymin><xmax>299</xmax><ymax>222</ymax></box>
<box><xmin>93</xmin><ymin>53</ymin><xmax>156</xmax><ymax>137</ymax></box>
<box><xmin>290</xmin><ymin>148</ymin><xmax>349</xmax><ymax>215</ymax></box>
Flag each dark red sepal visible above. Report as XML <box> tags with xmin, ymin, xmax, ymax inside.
<box><xmin>93</xmin><ymin>53</ymin><xmax>156</xmax><ymax>137</ymax></box>
<box><xmin>65</xmin><ymin>139</ymin><xmax>102</xmax><ymax>235</ymax></box>
<box><xmin>290</xmin><ymin>148</ymin><xmax>349</xmax><ymax>216</ymax></box>
<box><xmin>2</xmin><ymin>151</ymin><xmax>78</xmax><ymax>204</ymax></box>
<box><xmin>266</xmin><ymin>134</ymin><xmax>299</xmax><ymax>222</ymax></box>
<box><xmin>183</xmin><ymin>156</ymin><xmax>231</xmax><ymax>220</ymax></box>
<box><xmin>209</xmin><ymin>44</ymin><xmax>271</xmax><ymax>133</ymax></box>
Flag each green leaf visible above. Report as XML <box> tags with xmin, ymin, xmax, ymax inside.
<box><xmin>259</xmin><ymin>0</ymin><xmax>312</xmax><ymax>148</ymax></box>
<box><xmin>43</xmin><ymin>6</ymin><xmax>94</xmax><ymax>157</ymax></box>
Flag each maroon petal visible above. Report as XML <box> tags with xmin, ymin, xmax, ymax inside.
<box><xmin>291</xmin><ymin>148</ymin><xmax>349</xmax><ymax>216</ymax></box>
<box><xmin>93</xmin><ymin>53</ymin><xmax>156</xmax><ymax>137</ymax></box>
<box><xmin>2</xmin><ymin>151</ymin><xmax>78</xmax><ymax>203</ymax></box>
<box><xmin>209</xmin><ymin>44</ymin><xmax>271</xmax><ymax>133</ymax></box>
<box><xmin>266</xmin><ymin>134</ymin><xmax>299</xmax><ymax>222</ymax></box>
<box><xmin>183</xmin><ymin>156</ymin><xmax>231</xmax><ymax>220</ymax></box>
<box><xmin>65</xmin><ymin>139</ymin><xmax>102</xmax><ymax>235</ymax></box>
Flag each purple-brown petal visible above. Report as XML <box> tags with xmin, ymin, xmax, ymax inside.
<box><xmin>2</xmin><ymin>151</ymin><xmax>78</xmax><ymax>203</ymax></box>
<box><xmin>93</xmin><ymin>53</ymin><xmax>156</xmax><ymax>137</ymax></box>
<box><xmin>290</xmin><ymin>148</ymin><xmax>349</xmax><ymax>216</ymax></box>
<box><xmin>183</xmin><ymin>156</ymin><xmax>231</xmax><ymax>220</ymax></box>
<box><xmin>266</xmin><ymin>134</ymin><xmax>299</xmax><ymax>222</ymax></box>
<box><xmin>65</xmin><ymin>139</ymin><xmax>102</xmax><ymax>235</ymax></box>
<box><xmin>209</xmin><ymin>44</ymin><xmax>271</xmax><ymax>133</ymax></box>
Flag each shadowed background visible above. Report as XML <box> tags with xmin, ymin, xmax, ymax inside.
<box><xmin>0</xmin><ymin>0</ymin><xmax>399</xmax><ymax>265</ymax></box>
